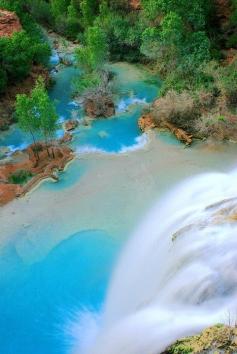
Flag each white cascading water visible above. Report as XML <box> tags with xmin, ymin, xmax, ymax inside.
<box><xmin>71</xmin><ymin>169</ymin><xmax>237</xmax><ymax>354</ymax></box>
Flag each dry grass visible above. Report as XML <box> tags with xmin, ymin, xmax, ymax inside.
<box><xmin>153</xmin><ymin>90</ymin><xmax>198</xmax><ymax>132</ymax></box>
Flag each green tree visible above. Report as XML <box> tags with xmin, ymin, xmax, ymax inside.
<box><xmin>50</xmin><ymin>0</ymin><xmax>70</xmax><ymax>19</ymax></box>
<box><xmin>77</xmin><ymin>25</ymin><xmax>108</xmax><ymax>72</ymax></box>
<box><xmin>31</xmin><ymin>77</ymin><xmax>58</xmax><ymax>157</ymax></box>
<box><xmin>15</xmin><ymin>93</ymin><xmax>40</xmax><ymax>161</ymax></box>
<box><xmin>75</xmin><ymin>25</ymin><xmax>109</xmax><ymax>93</ymax></box>
<box><xmin>15</xmin><ymin>77</ymin><xmax>58</xmax><ymax>159</ymax></box>
<box><xmin>80</xmin><ymin>0</ymin><xmax>98</xmax><ymax>28</ymax></box>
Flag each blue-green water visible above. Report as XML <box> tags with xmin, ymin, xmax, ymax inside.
<box><xmin>0</xmin><ymin>61</ymin><xmax>160</xmax><ymax>354</ymax></box>
<box><xmin>0</xmin><ymin>63</ymin><xmax>159</xmax><ymax>154</ymax></box>
<box><xmin>0</xmin><ymin>230</ymin><xmax>121</xmax><ymax>354</ymax></box>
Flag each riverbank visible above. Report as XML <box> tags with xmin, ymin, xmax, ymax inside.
<box><xmin>0</xmin><ymin>141</ymin><xmax>74</xmax><ymax>206</ymax></box>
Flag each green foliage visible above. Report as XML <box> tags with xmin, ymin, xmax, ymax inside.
<box><xmin>204</xmin><ymin>60</ymin><xmax>237</xmax><ymax>105</ymax></box>
<box><xmin>27</xmin><ymin>0</ymin><xmax>53</xmax><ymax>25</ymax></box>
<box><xmin>8</xmin><ymin>169</ymin><xmax>33</xmax><ymax>185</ymax></box>
<box><xmin>140</xmin><ymin>0</ymin><xmax>212</xmax><ymax>94</ymax></box>
<box><xmin>15</xmin><ymin>77</ymin><xmax>58</xmax><ymax>153</ymax></box>
<box><xmin>170</xmin><ymin>343</ymin><xmax>193</xmax><ymax>354</ymax></box>
<box><xmin>76</xmin><ymin>26</ymin><xmax>108</xmax><ymax>72</ymax></box>
<box><xmin>80</xmin><ymin>0</ymin><xmax>99</xmax><ymax>28</ymax></box>
<box><xmin>32</xmin><ymin>77</ymin><xmax>58</xmax><ymax>142</ymax></box>
<box><xmin>94</xmin><ymin>2</ymin><xmax>144</xmax><ymax>62</ymax></box>
<box><xmin>0</xmin><ymin>68</ymin><xmax>7</xmax><ymax>93</ymax></box>
<box><xmin>51</xmin><ymin>0</ymin><xmax>70</xmax><ymax>19</ymax></box>
<box><xmin>75</xmin><ymin>25</ymin><xmax>109</xmax><ymax>94</ymax></box>
<box><xmin>73</xmin><ymin>72</ymin><xmax>101</xmax><ymax>93</ymax></box>
<box><xmin>0</xmin><ymin>0</ymin><xmax>50</xmax><ymax>93</ymax></box>
<box><xmin>15</xmin><ymin>93</ymin><xmax>40</xmax><ymax>138</ymax></box>
<box><xmin>230</xmin><ymin>0</ymin><xmax>237</xmax><ymax>26</ymax></box>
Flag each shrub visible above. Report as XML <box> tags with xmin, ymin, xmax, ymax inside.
<box><xmin>8</xmin><ymin>169</ymin><xmax>33</xmax><ymax>185</ymax></box>
<box><xmin>170</xmin><ymin>343</ymin><xmax>192</xmax><ymax>354</ymax></box>
<box><xmin>204</xmin><ymin>60</ymin><xmax>237</xmax><ymax>106</ymax></box>
<box><xmin>153</xmin><ymin>90</ymin><xmax>198</xmax><ymax>132</ymax></box>
<box><xmin>194</xmin><ymin>113</ymin><xmax>236</xmax><ymax>140</ymax></box>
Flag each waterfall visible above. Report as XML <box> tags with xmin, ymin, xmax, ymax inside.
<box><xmin>71</xmin><ymin>169</ymin><xmax>237</xmax><ymax>354</ymax></box>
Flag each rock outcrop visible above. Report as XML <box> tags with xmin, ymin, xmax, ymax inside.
<box><xmin>84</xmin><ymin>95</ymin><xmax>115</xmax><ymax>118</ymax></box>
<box><xmin>162</xmin><ymin>325</ymin><xmax>237</xmax><ymax>354</ymax></box>
<box><xmin>138</xmin><ymin>113</ymin><xmax>157</xmax><ymax>132</ymax></box>
<box><xmin>138</xmin><ymin>113</ymin><xmax>193</xmax><ymax>145</ymax></box>
<box><xmin>0</xmin><ymin>9</ymin><xmax>22</xmax><ymax>37</ymax></box>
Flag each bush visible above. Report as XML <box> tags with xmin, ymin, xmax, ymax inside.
<box><xmin>0</xmin><ymin>2</ymin><xmax>51</xmax><ymax>93</ymax></box>
<box><xmin>153</xmin><ymin>90</ymin><xmax>198</xmax><ymax>132</ymax></box>
<box><xmin>194</xmin><ymin>113</ymin><xmax>237</xmax><ymax>140</ymax></box>
<box><xmin>28</xmin><ymin>0</ymin><xmax>53</xmax><ymax>25</ymax></box>
<box><xmin>204</xmin><ymin>60</ymin><xmax>237</xmax><ymax>106</ymax></box>
<box><xmin>8</xmin><ymin>169</ymin><xmax>33</xmax><ymax>185</ymax></box>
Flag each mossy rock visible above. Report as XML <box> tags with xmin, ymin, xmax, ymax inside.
<box><xmin>163</xmin><ymin>325</ymin><xmax>237</xmax><ymax>354</ymax></box>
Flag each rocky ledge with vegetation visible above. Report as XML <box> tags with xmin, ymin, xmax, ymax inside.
<box><xmin>0</xmin><ymin>4</ymin><xmax>51</xmax><ymax>131</ymax></box>
<box><xmin>162</xmin><ymin>325</ymin><xmax>237</xmax><ymax>354</ymax></box>
<box><xmin>0</xmin><ymin>75</ymin><xmax>74</xmax><ymax>206</ymax></box>
<box><xmin>137</xmin><ymin>0</ymin><xmax>237</xmax><ymax>144</ymax></box>
<box><xmin>0</xmin><ymin>141</ymin><xmax>73</xmax><ymax>206</ymax></box>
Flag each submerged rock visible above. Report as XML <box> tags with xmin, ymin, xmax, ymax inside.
<box><xmin>84</xmin><ymin>95</ymin><xmax>115</xmax><ymax>118</ymax></box>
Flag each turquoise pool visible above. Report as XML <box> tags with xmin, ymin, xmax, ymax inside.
<box><xmin>0</xmin><ymin>62</ymin><xmax>160</xmax><ymax>354</ymax></box>
<box><xmin>0</xmin><ymin>230</ymin><xmax>121</xmax><ymax>354</ymax></box>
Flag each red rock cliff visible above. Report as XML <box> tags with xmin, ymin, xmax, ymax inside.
<box><xmin>0</xmin><ymin>9</ymin><xmax>22</xmax><ymax>37</ymax></box>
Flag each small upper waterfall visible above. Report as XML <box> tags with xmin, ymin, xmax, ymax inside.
<box><xmin>71</xmin><ymin>169</ymin><xmax>237</xmax><ymax>354</ymax></box>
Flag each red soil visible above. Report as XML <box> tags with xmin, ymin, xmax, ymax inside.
<box><xmin>0</xmin><ymin>142</ymin><xmax>74</xmax><ymax>206</ymax></box>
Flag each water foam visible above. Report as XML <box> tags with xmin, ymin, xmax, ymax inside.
<box><xmin>75</xmin><ymin>134</ymin><xmax>148</xmax><ymax>156</ymax></box>
<box><xmin>116</xmin><ymin>97</ymin><xmax>147</xmax><ymax>113</ymax></box>
<box><xmin>70</xmin><ymin>168</ymin><xmax>237</xmax><ymax>354</ymax></box>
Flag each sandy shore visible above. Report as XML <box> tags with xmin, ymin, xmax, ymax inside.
<box><xmin>1</xmin><ymin>132</ymin><xmax>237</xmax><ymax>264</ymax></box>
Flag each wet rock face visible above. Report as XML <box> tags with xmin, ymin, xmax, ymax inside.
<box><xmin>0</xmin><ymin>10</ymin><xmax>22</xmax><ymax>37</ymax></box>
<box><xmin>84</xmin><ymin>95</ymin><xmax>115</xmax><ymax>118</ymax></box>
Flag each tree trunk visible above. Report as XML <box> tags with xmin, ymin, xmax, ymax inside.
<box><xmin>44</xmin><ymin>134</ymin><xmax>51</xmax><ymax>158</ymax></box>
<box><xmin>30</xmin><ymin>131</ymin><xmax>39</xmax><ymax>161</ymax></box>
